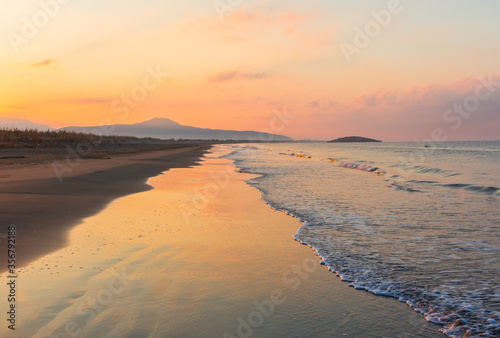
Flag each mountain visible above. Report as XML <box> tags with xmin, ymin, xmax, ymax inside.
<box><xmin>328</xmin><ymin>136</ymin><xmax>382</xmax><ymax>143</ymax></box>
<box><xmin>60</xmin><ymin>118</ymin><xmax>293</xmax><ymax>141</ymax></box>
<box><xmin>0</xmin><ymin>117</ymin><xmax>54</xmax><ymax>131</ymax></box>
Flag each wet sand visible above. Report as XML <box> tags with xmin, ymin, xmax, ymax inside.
<box><xmin>0</xmin><ymin>145</ymin><xmax>210</xmax><ymax>273</ymax></box>
<box><xmin>0</xmin><ymin>145</ymin><xmax>443</xmax><ymax>337</ymax></box>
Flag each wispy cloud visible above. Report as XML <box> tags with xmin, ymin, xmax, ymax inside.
<box><xmin>30</xmin><ymin>59</ymin><xmax>60</xmax><ymax>70</ymax></box>
<box><xmin>223</xmin><ymin>10</ymin><xmax>314</xmax><ymax>25</ymax></box>
<box><xmin>188</xmin><ymin>5</ymin><xmax>330</xmax><ymax>46</ymax></box>
<box><xmin>78</xmin><ymin>98</ymin><xmax>112</xmax><ymax>103</ymax></box>
<box><xmin>304</xmin><ymin>77</ymin><xmax>500</xmax><ymax>140</ymax></box>
<box><xmin>306</xmin><ymin>100</ymin><xmax>338</xmax><ymax>110</ymax></box>
<box><xmin>208</xmin><ymin>70</ymin><xmax>272</xmax><ymax>83</ymax></box>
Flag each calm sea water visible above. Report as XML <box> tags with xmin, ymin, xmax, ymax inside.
<box><xmin>226</xmin><ymin>141</ymin><xmax>500</xmax><ymax>338</ymax></box>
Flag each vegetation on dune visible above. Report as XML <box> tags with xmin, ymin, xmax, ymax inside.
<box><xmin>0</xmin><ymin>128</ymin><xmax>289</xmax><ymax>149</ymax></box>
<box><xmin>0</xmin><ymin>128</ymin><xmax>156</xmax><ymax>148</ymax></box>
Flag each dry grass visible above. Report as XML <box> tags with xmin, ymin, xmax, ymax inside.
<box><xmin>0</xmin><ymin>128</ymin><xmax>157</xmax><ymax>148</ymax></box>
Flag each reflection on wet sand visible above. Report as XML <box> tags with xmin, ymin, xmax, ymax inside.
<box><xmin>0</xmin><ymin>146</ymin><xmax>442</xmax><ymax>337</ymax></box>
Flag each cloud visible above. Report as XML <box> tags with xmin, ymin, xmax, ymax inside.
<box><xmin>306</xmin><ymin>99</ymin><xmax>338</xmax><ymax>110</ymax></box>
<box><xmin>30</xmin><ymin>59</ymin><xmax>60</xmax><ymax>70</ymax></box>
<box><xmin>188</xmin><ymin>4</ymin><xmax>330</xmax><ymax>46</ymax></box>
<box><xmin>304</xmin><ymin>76</ymin><xmax>500</xmax><ymax>141</ymax></box>
<box><xmin>78</xmin><ymin>98</ymin><xmax>112</xmax><ymax>103</ymax></box>
<box><xmin>208</xmin><ymin>70</ymin><xmax>272</xmax><ymax>83</ymax></box>
<box><xmin>242</xmin><ymin>71</ymin><xmax>271</xmax><ymax>79</ymax></box>
<box><xmin>223</xmin><ymin>10</ymin><xmax>313</xmax><ymax>25</ymax></box>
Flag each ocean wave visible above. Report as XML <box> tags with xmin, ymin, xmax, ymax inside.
<box><xmin>443</xmin><ymin>184</ymin><xmax>499</xmax><ymax>195</ymax></box>
<box><xmin>227</xmin><ymin>143</ymin><xmax>500</xmax><ymax>338</ymax></box>
<box><xmin>402</xmin><ymin>181</ymin><xmax>500</xmax><ymax>196</ymax></box>
<box><xmin>391</xmin><ymin>164</ymin><xmax>463</xmax><ymax>178</ymax></box>
<box><xmin>388</xmin><ymin>181</ymin><xmax>421</xmax><ymax>192</ymax></box>
<box><xmin>337</xmin><ymin>161</ymin><xmax>378</xmax><ymax>172</ymax></box>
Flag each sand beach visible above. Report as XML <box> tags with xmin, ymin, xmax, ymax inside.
<box><xmin>0</xmin><ymin>146</ymin><xmax>443</xmax><ymax>337</ymax></box>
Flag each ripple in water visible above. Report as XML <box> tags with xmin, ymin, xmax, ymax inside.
<box><xmin>227</xmin><ymin>141</ymin><xmax>500</xmax><ymax>338</ymax></box>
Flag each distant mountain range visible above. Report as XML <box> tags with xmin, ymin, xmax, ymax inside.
<box><xmin>0</xmin><ymin>117</ymin><xmax>293</xmax><ymax>141</ymax></box>
<box><xmin>60</xmin><ymin>118</ymin><xmax>293</xmax><ymax>141</ymax></box>
<box><xmin>0</xmin><ymin>117</ymin><xmax>54</xmax><ymax>131</ymax></box>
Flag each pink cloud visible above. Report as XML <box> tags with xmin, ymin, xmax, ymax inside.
<box><xmin>207</xmin><ymin>70</ymin><xmax>272</xmax><ymax>83</ymax></box>
<box><xmin>299</xmin><ymin>76</ymin><xmax>500</xmax><ymax>141</ymax></box>
<box><xmin>30</xmin><ymin>59</ymin><xmax>60</xmax><ymax>70</ymax></box>
<box><xmin>190</xmin><ymin>6</ymin><xmax>332</xmax><ymax>46</ymax></box>
<box><xmin>77</xmin><ymin>98</ymin><xmax>112</xmax><ymax>103</ymax></box>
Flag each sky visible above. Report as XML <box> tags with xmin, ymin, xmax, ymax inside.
<box><xmin>0</xmin><ymin>0</ymin><xmax>499</xmax><ymax>141</ymax></box>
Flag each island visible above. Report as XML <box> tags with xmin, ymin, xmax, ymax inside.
<box><xmin>327</xmin><ymin>136</ymin><xmax>382</xmax><ymax>143</ymax></box>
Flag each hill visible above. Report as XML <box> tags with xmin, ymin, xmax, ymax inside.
<box><xmin>328</xmin><ymin>136</ymin><xmax>381</xmax><ymax>143</ymax></box>
<box><xmin>60</xmin><ymin>118</ymin><xmax>293</xmax><ymax>141</ymax></box>
<box><xmin>0</xmin><ymin>117</ymin><xmax>54</xmax><ymax>131</ymax></box>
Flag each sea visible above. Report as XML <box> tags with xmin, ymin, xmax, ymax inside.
<box><xmin>225</xmin><ymin>141</ymin><xmax>500</xmax><ymax>338</ymax></box>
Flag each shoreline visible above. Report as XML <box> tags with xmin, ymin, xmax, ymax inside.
<box><xmin>239</xmin><ymin>178</ymin><xmax>448</xmax><ymax>334</ymax></box>
<box><xmin>229</xmin><ymin>149</ymin><xmax>449</xmax><ymax>337</ymax></box>
<box><xmin>0</xmin><ymin>145</ymin><xmax>443</xmax><ymax>337</ymax></box>
<box><xmin>0</xmin><ymin>144</ymin><xmax>211</xmax><ymax>273</ymax></box>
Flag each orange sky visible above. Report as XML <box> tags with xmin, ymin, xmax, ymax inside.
<box><xmin>1</xmin><ymin>1</ymin><xmax>499</xmax><ymax>141</ymax></box>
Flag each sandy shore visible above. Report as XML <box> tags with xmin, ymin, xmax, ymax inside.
<box><xmin>0</xmin><ymin>144</ymin><xmax>210</xmax><ymax>273</ymax></box>
<box><xmin>0</xmin><ymin>145</ymin><xmax>443</xmax><ymax>337</ymax></box>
